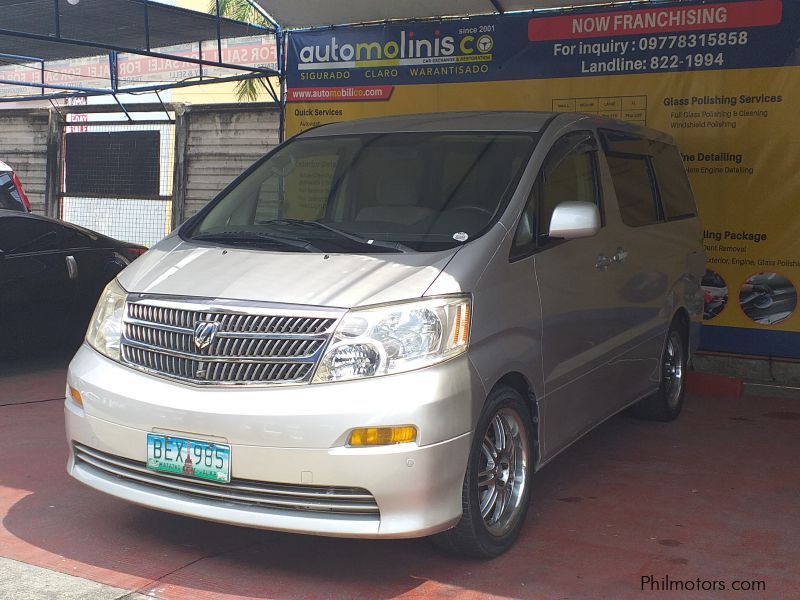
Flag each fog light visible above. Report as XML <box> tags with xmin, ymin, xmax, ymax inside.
<box><xmin>348</xmin><ymin>426</ymin><xmax>417</xmax><ymax>446</ymax></box>
<box><xmin>68</xmin><ymin>386</ymin><xmax>83</xmax><ymax>408</ymax></box>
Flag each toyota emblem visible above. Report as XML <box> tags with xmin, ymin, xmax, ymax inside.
<box><xmin>193</xmin><ymin>321</ymin><xmax>220</xmax><ymax>350</ymax></box>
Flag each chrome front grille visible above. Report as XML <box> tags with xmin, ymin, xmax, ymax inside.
<box><xmin>74</xmin><ymin>443</ymin><xmax>380</xmax><ymax>517</ymax></box>
<box><xmin>120</xmin><ymin>297</ymin><xmax>341</xmax><ymax>385</ymax></box>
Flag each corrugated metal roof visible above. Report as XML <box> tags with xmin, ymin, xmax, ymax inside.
<box><xmin>0</xmin><ymin>0</ymin><xmax>269</xmax><ymax>61</ymax></box>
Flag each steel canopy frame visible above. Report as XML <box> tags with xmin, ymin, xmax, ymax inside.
<box><xmin>0</xmin><ymin>0</ymin><xmax>281</xmax><ymax>103</ymax></box>
<box><xmin>250</xmin><ymin>0</ymin><xmax>636</xmax><ymax>30</ymax></box>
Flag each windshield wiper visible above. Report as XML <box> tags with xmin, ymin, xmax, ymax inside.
<box><xmin>259</xmin><ymin>219</ymin><xmax>412</xmax><ymax>253</ymax></box>
<box><xmin>192</xmin><ymin>231</ymin><xmax>320</xmax><ymax>252</ymax></box>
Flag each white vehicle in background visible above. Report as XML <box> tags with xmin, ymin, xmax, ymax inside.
<box><xmin>0</xmin><ymin>161</ymin><xmax>31</xmax><ymax>212</ymax></box>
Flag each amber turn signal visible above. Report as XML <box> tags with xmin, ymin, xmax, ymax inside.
<box><xmin>348</xmin><ymin>426</ymin><xmax>417</xmax><ymax>447</ymax></box>
<box><xmin>69</xmin><ymin>386</ymin><xmax>83</xmax><ymax>408</ymax></box>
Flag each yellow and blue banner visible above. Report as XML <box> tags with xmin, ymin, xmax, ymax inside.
<box><xmin>285</xmin><ymin>0</ymin><xmax>800</xmax><ymax>358</ymax></box>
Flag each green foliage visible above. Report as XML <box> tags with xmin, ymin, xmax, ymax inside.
<box><xmin>207</xmin><ymin>0</ymin><xmax>274</xmax><ymax>102</ymax></box>
<box><xmin>209</xmin><ymin>0</ymin><xmax>269</xmax><ymax>27</ymax></box>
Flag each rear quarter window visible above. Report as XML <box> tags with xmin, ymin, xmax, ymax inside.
<box><xmin>600</xmin><ymin>129</ymin><xmax>695</xmax><ymax>227</ymax></box>
<box><xmin>651</xmin><ymin>142</ymin><xmax>696</xmax><ymax>220</ymax></box>
<box><xmin>605</xmin><ymin>154</ymin><xmax>659</xmax><ymax>227</ymax></box>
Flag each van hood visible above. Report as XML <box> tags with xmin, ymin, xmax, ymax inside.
<box><xmin>117</xmin><ymin>236</ymin><xmax>459</xmax><ymax>308</ymax></box>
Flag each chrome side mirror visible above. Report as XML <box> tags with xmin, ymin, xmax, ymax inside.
<box><xmin>548</xmin><ymin>201</ymin><xmax>601</xmax><ymax>240</ymax></box>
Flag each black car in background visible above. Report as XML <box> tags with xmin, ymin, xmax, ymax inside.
<box><xmin>0</xmin><ymin>209</ymin><xmax>146</xmax><ymax>356</ymax></box>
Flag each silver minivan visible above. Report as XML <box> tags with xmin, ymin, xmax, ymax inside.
<box><xmin>66</xmin><ymin>112</ymin><xmax>705</xmax><ymax>557</ymax></box>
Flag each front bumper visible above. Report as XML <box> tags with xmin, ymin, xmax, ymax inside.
<box><xmin>65</xmin><ymin>344</ymin><xmax>482</xmax><ymax>538</ymax></box>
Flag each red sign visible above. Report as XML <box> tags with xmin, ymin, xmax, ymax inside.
<box><xmin>0</xmin><ymin>36</ymin><xmax>277</xmax><ymax>97</ymax></box>
<box><xmin>528</xmin><ymin>0</ymin><xmax>782</xmax><ymax>42</ymax></box>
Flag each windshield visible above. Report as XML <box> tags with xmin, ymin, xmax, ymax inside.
<box><xmin>185</xmin><ymin>132</ymin><xmax>536</xmax><ymax>253</ymax></box>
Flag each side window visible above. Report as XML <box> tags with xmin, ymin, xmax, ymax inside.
<box><xmin>511</xmin><ymin>132</ymin><xmax>600</xmax><ymax>259</ymax></box>
<box><xmin>600</xmin><ymin>129</ymin><xmax>692</xmax><ymax>227</ymax></box>
<box><xmin>512</xmin><ymin>187</ymin><xmax>537</xmax><ymax>250</ymax></box>
<box><xmin>540</xmin><ymin>143</ymin><xmax>598</xmax><ymax>234</ymax></box>
<box><xmin>0</xmin><ymin>217</ymin><xmax>63</xmax><ymax>254</ymax></box>
<box><xmin>605</xmin><ymin>155</ymin><xmax>659</xmax><ymax>227</ymax></box>
<box><xmin>650</xmin><ymin>142</ymin><xmax>696</xmax><ymax>220</ymax></box>
<box><xmin>61</xmin><ymin>224</ymin><xmax>95</xmax><ymax>250</ymax></box>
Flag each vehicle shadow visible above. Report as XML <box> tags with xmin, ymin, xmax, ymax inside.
<box><xmin>0</xmin><ymin>349</ymin><xmax>73</xmax><ymax>405</ymax></box>
<box><xmin>3</xmin><ymin>393</ymin><xmax>793</xmax><ymax>599</ymax></box>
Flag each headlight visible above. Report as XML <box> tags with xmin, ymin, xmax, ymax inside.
<box><xmin>313</xmin><ymin>296</ymin><xmax>471</xmax><ymax>383</ymax></box>
<box><xmin>86</xmin><ymin>278</ymin><xmax>126</xmax><ymax>361</ymax></box>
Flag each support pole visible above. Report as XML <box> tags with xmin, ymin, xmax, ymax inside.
<box><xmin>0</xmin><ymin>73</ymin><xmax>267</xmax><ymax>102</ymax></box>
<box><xmin>278</xmin><ymin>29</ymin><xmax>285</xmax><ymax>142</ymax></box>
<box><xmin>144</xmin><ymin>0</ymin><xmax>151</xmax><ymax>51</ymax></box>
<box><xmin>53</xmin><ymin>0</ymin><xmax>60</xmax><ymax>37</ymax></box>
<box><xmin>45</xmin><ymin>108</ymin><xmax>65</xmax><ymax>219</ymax></box>
<box><xmin>264</xmin><ymin>77</ymin><xmax>278</xmax><ymax>104</ymax></box>
<box><xmin>215</xmin><ymin>0</ymin><xmax>223</xmax><ymax>63</ymax></box>
<box><xmin>109</xmin><ymin>52</ymin><xmax>119</xmax><ymax>92</ymax></box>
<box><xmin>112</xmin><ymin>94</ymin><xmax>133</xmax><ymax>122</ymax></box>
<box><xmin>172</xmin><ymin>107</ymin><xmax>189</xmax><ymax>228</ymax></box>
<box><xmin>155</xmin><ymin>91</ymin><xmax>171</xmax><ymax>122</ymax></box>
<box><xmin>246</xmin><ymin>0</ymin><xmax>280</xmax><ymax>30</ymax></box>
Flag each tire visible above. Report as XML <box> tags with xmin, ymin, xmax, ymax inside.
<box><xmin>630</xmin><ymin>317</ymin><xmax>688</xmax><ymax>422</ymax></box>
<box><xmin>432</xmin><ymin>385</ymin><xmax>533</xmax><ymax>558</ymax></box>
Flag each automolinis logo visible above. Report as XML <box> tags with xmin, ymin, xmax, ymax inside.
<box><xmin>298</xmin><ymin>30</ymin><xmax>494</xmax><ymax>68</ymax></box>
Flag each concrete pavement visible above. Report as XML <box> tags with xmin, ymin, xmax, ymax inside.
<box><xmin>0</xmin><ymin>558</ymin><xmax>148</xmax><ymax>600</ymax></box>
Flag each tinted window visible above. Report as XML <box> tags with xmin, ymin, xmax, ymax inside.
<box><xmin>651</xmin><ymin>142</ymin><xmax>696</xmax><ymax>220</ymax></box>
<box><xmin>0</xmin><ymin>173</ymin><xmax>24</xmax><ymax>211</ymax></box>
<box><xmin>61</xmin><ymin>224</ymin><xmax>95</xmax><ymax>250</ymax></box>
<box><xmin>541</xmin><ymin>144</ymin><xmax>597</xmax><ymax>234</ymax></box>
<box><xmin>189</xmin><ymin>132</ymin><xmax>536</xmax><ymax>253</ymax></box>
<box><xmin>512</xmin><ymin>132</ymin><xmax>600</xmax><ymax>258</ymax></box>
<box><xmin>606</xmin><ymin>155</ymin><xmax>659</xmax><ymax>227</ymax></box>
<box><xmin>600</xmin><ymin>130</ymin><xmax>650</xmax><ymax>155</ymax></box>
<box><xmin>0</xmin><ymin>217</ymin><xmax>63</xmax><ymax>254</ymax></box>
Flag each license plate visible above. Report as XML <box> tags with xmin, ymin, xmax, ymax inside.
<box><xmin>146</xmin><ymin>434</ymin><xmax>231</xmax><ymax>483</ymax></box>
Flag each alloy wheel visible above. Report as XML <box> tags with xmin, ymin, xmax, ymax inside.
<box><xmin>477</xmin><ymin>407</ymin><xmax>529</xmax><ymax>536</ymax></box>
<box><xmin>663</xmin><ymin>331</ymin><xmax>685</xmax><ymax>410</ymax></box>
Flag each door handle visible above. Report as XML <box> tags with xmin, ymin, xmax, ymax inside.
<box><xmin>65</xmin><ymin>255</ymin><xmax>78</xmax><ymax>280</ymax></box>
<box><xmin>612</xmin><ymin>247</ymin><xmax>628</xmax><ymax>264</ymax></box>
<box><xmin>596</xmin><ymin>254</ymin><xmax>612</xmax><ymax>271</ymax></box>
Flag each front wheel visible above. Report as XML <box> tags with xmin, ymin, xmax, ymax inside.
<box><xmin>432</xmin><ymin>386</ymin><xmax>533</xmax><ymax>558</ymax></box>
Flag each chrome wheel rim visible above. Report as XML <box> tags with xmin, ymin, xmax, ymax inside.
<box><xmin>477</xmin><ymin>407</ymin><xmax>529</xmax><ymax>537</ymax></box>
<box><xmin>663</xmin><ymin>332</ymin><xmax>685</xmax><ymax>410</ymax></box>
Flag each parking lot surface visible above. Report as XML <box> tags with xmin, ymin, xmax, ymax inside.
<box><xmin>1</xmin><ymin>355</ymin><xmax>798</xmax><ymax>599</ymax></box>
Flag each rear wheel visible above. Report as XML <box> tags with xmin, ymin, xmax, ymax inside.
<box><xmin>432</xmin><ymin>386</ymin><xmax>533</xmax><ymax>558</ymax></box>
<box><xmin>631</xmin><ymin>318</ymin><xmax>688</xmax><ymax>422</ymax></box>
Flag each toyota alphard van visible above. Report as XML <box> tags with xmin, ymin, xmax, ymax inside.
<box><xmin>66</xmin><ymin>112</ymin><xmax>704</xmax><ymax>557</ymax></box>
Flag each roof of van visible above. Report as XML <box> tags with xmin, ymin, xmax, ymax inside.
<box><xmin>301</xmin><ymin>112</ymin><xmax>558</xmax><ymax>136</ymax></box>
<box><xmin>300</xmin><ymin>111</ymin><xmax>674</xmax><ymax>143</ymax></box>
